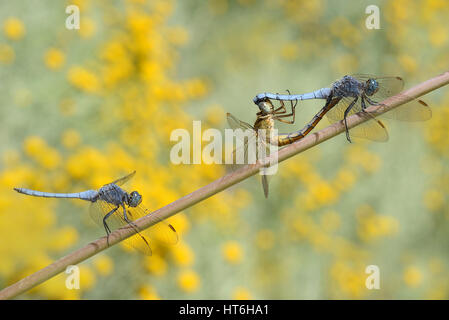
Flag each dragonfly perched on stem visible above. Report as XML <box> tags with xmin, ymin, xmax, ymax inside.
<box><xmin>226</xmin><ymin>96</ymin><xmax>341</xmax><ymax>197</ymax></box>
<box><xmin>254</xmin><ymin>75</ymin><xmax>432</xmax><ymax>142</ymax></box>
<box><xmin>14</xmin><ymin>171</ymin><xmax>178</xmax><ymax>255</ymax></box>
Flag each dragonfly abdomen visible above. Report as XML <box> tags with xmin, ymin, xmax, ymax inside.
<box><xmin>13</xmin><ymin>188</ymin><xmax>98</xmax><ymax>201</ymax></box>
<box><xmin>276</xmin><ymin>97</ymin><xmax>341</xmax><ymax>146</ymax></box>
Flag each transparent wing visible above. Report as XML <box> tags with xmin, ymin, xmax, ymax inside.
<box><xmin>352</xmin><ymin>75</ymin><xmax>431</xmax><ymax>122</ymax></box>
<box><xmin>227</xmin><ymin>112</ymin><xmax>254</xmax><ymax>131</ymax></box>
<box><xmin>352</xmin><ymin>74</ymin><xmax>405</xmax><ymax>99</ymax></box>
<box><xmin>226</xmin><ymin>112</ymin><xmax>258</xmax><ymax>171</ymax></box>
<box><xmin>89</xmin><ymin>200</ymin><xmax>178</xmax><ymax>256</ymax></box>
<box><xmin>377</xmin><ymin>99</ymin><xmax>432</xmax><ymax>122</ymax></box>
<box><xmin>111</xmin><ymin>171</ymin><xmax>136</xmax><ymax>187</ymax></box>
<box><xmin>326</xmin><ymin>97</ymin><xmax>389</xmax><ymax>142</ymax></box>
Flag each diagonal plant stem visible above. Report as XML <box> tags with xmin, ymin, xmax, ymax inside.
<box><xmin>1</xmin><ymin>71</ymin><xmax>448</xmax><ymax>300</ymax></box>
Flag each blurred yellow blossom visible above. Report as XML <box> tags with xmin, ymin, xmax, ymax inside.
<box><xmin>61</xmin><ymin>129</ymin><xmax>82</xmax><ymax>149</ymax></box>
<box><xmin>44</xmin><ymin>48</ymin><xmax>65</xmax><ymax>70</ymax></box>
<box><xmin>3</xmin><ymin>17</ymin><xmax>25</xmax><ymax>40</ymax></box>
<box><xmin>139</xmin><ymin>285</ymin><xmax>160</xmax><ymax>300</ymax></box>
<box><xmin>177</xmin><ymin>269</ymin><xmax>200</xmax><ymax>293</ymax></box>
<box><xmin>356</xmin><ymin>205</ymin><xmax>399</xmax><ymax>243</ymax></box>
<box><xmin>93</xmin><ymin>255</ymin><xmax>114</xmax><ymax>276</ymax></box>
<box><xmin>68</xmin><ymin>66</ymin><xmax>101</xmax><ymax>93</ymax></box>
<box><xmin>79</xmin><ymin>17</ymin><xmax>96</xmax><ymax>38</ymax></box>
<box><xmin>232</xmin><ymin>287</ymin><xmax>252</xmax><ymax>300</ymax></box>
<box><xmin>222</xmin><ymin>241</ymin><xmax>243</xmax><ymax>264</ymax></box>
<box><xmin>144</xmin><ymin>254</ymin><xmax>167</xmax><ymax>276</ymax></box>
<box><xmin>403</xmin><ymin>266</ymin><xmax>423</xmax><ymax>288</ymax></box>
<box><xmin>424</xmin><ymin>189</ymin><xmax>444</xmax><ymax>212</ymax></box>
<box><xmin>255</xmin><ymin>229</ymin><xmax>275</xmax><ymax>251</ymax></box>
<box><xmin>79</xmin><ymin>265</ymin><xmax>96</xmax><ymax>290</ymax></box>
<box><xmin>0</xmin><ymin>43</ymin><xmax>14</xmax><ymax>64</ymax></box>
<box><xmin>172</xmin><ymin>241</ymin><xmax>195</xmax><ymax>267</ymax></box>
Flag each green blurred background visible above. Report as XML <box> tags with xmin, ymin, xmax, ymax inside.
<box><xmin>1</xmin><ymin>0</ymin><xmax>449</xmax><ymax>299</ymax></box>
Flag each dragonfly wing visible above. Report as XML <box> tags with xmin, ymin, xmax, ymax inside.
<box><xmin>351</xmin><ymin>75</ymin><xmax>431</xmax><ymax>122</ymax></box>
<box><xmin>352</xmin><ymin>74</ymin><xmax>405</xmax><ymax>98</ymax></box>
<box><xmin>226</xmin><ymin>113</ymin><xmax>258</xmax><ymax>171</ymax></box>
<box><xmin>379</xmin><ymin>99</ymin><xmax>432</xmax><ymax>122</ymax></box>
<box><xmin>227</xmin><ymin>113</ymin><xmax>254</xmax><ymax>131</ymax></box>
<box><xmin>90</xmin><ymin>200</ymin><xmax>178</xmax><ymax>255</ymax></box>
<box><xmin>111</xmin><ymin>171</ymin><xmax>136</xmax><ymax>187</ymax></box>
<box><xmin>326</xmin><ymin>97</ymin><xmax>362</xmax><ymax>122</ymax></box>
<box><xmin>127</xmin><ymin>204</ymin><xmax>179</xmax><ymax>245</ymax></box>
<box><xmin>326</xmin><ymin>97</ymin><xmax>389</xmax><ymax>142</ymax></box>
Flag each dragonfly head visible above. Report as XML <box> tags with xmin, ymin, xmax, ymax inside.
<box><xmin>128</xmin><ymin>191</ymin><xmax>142</xmax><ymax>207</ymax></box>
<box><xmin>365</xmin><ymin>78</ymin><xmax>379</xmax><ymax>96</ymax></box>
<box><xmin>257</xmin><ymin>98</ymin><xmax>274</xmax><ymax>114</ymax></box>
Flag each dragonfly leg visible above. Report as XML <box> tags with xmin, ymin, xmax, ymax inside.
<box><xmin>364</xmin><ymin>96</ymin><xmax>381</xmax><ymax>107</ymax></box>
<box><xmin>121</xmin><ymin>203</ymin><xmax>139</xmax><ymax>230</ymax></box>
<box><xmin>343</xmin><ymin>97</ymin><xmax>359</xmax><ymax>143</ymax></box>
<box><xmin>103</xmin><ymin>206</ymin><xmax>119</xmax><ymax>246</ymax></box>
<box><xmin>121</xmin><ymin>203</ymin><xmax>152</xmax><ymax>251</ymax></box>
<box><xmin>274</xmin><ymin>98</ymin><xmax>296</xmax><ymax>124</ymax></box>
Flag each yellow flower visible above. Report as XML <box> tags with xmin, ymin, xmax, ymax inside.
<box><xmin>167</xmin><ymin>27</ymin><xmax>189</xmax><ymax>46</ymax></box>
<box><xmin>255</xmin><ymin>229</ymin><xmax>275</xmax><ymax>250</ymax></box>
<box><xmin>171</xmin><ymin>242</ymin><xmax>194</xmax><ymax>267</ymax></box>
<box><xmin>222</xmin><ymin>241</ymin><xmax>243</xmax><ymax>264</ymax></box>
<box><xmin>47</xmin><ymin>226</ymin><xmax>79</xmax><ymax>251</ymax></box>
<box><xmin>424</xmin><ymin>189</ymin><xmax>444</xmax><ymax>212</ymax></box>
<box><xmin>429</xmin><ymin>25</ymin><xmax>448</xmax><ymax>47</ymax></box>
<box><xmin>93</xmin><ymin>255</ymin><xmax>114</xmax><ymax>276</ymax></box>
<box><xmin>59</xmin><ymin>98</ymin><xmax>76</xmax><ymax>116</ymax></box>
<box><xmin>232</xmin><ymin>287</ymin><xmax>252</xmax><ymax>300</ymax></box>
<box><xmin>0</xmin><ymin>43</ymin><xmax>15</xmax><ymax>64</ymax></box>
<box><xmin>144</xmin><ymin>254</ymin><xmax>167</xmax><ymax>276</ymax></box>
<box><xmin>3</xmin><ymin>17</ymin><xmax>25</xmax><ymax>40</ymax></box>
<box><xmin>320</xmin><ymin>210</ymin><xmax>341</xmax><ymax>232</ymax></box>
<box><xmin>44</xmin><ymin>48</ymin><xmax>65</xmax><ymax>70</ymax></box>
<box><xmin>139</xmin><ymin>285</ymin><xmax>160</xmax><ymax>300</ymax></box>
<box><xmin>67</xmin><ymin>66</ymin><xmax>100</xmax><ymax>93</ymax></box>
<box><xmin>398</xmin><ymin>54</ymin><xmax>417</xmax><ymax>73</ymax></box>
<box><xmin>79</xmin><ymin>17</ymin><xmax>96</xmax><ymax>38</ymax></box>
<box><xmin>403</xmin><ymin>266</ymin><xmax>423</xmax><ymax>288</ymax></box>
<box><xmin>61</xmin><ymin>129</ymin><xmax>81</xmax><ymax>149</ymax></box>
<box><xmin>79</xmin><ymin>265</ymin><xmax>96</xmax><ymax>290</ymax></box>
<box><xmin>356</xmin><ymin>205</ymin><xmax>399</xmax><ymax>242</ymax></box>
<box><xmin>281</xmin><ymin>43</ymin><xmax>299</xmax><ymax>61</ymax></box>
<box><xmin>177</xmin><ymin>269</ymin><xmax>200</xmax><ymax>293</ymax></box>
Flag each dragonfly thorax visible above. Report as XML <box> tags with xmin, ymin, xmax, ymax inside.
<box><xmin>332</xmin><ymin>75</ymin><xmax>362</xmax><ymax>98</ymax></box>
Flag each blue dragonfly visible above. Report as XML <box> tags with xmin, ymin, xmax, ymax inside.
<box><xmin>14</xmin><ymin>171</ymin><xmax>178</xmax><ymax>255</ymax></box>
<box><xmin>254</xmin><ymin>75</ymin><xmax>432</xmax><ymax>142</ymax></box>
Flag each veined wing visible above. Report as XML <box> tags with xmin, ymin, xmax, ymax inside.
<box><xmin>352</xmin><ymin>74</ymin><xmax>432</xmax><ymax>122</ymax></box>
<box><xmin>227</xmin><ymin>112</ymin><xmax>254</xmax><ymax>131</ymax></box>
<box><xmin>90</xmin><ymin>200</ymin><xmax>178</xmax><ymax>256</ymax></box>
<box><xmin>226</xmin><ymin>112</ymin><xmax>258</xmax><ymax>170</ymax></box>
<box><xmin>352</xmin><ymin>74</ymin><xmax>405</xmax><ymax>99</ymax></box>
<box><xmin>326</xmin><ymin>97</ymin><xmax>389</xmax><ymax>142</ymax></box>
<box><xmin>111</xmin><ymin>171</ymin><xmax>136</xmax><ymax>187</ymax></box>
<box><xmin>226</xmin><ymin>112</ymin><xmax>274</xmax><ymax>197</ymax></box>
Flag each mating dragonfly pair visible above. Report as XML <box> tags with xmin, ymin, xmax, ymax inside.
<box><xmin>227</xmin><ymin>74</ymin><xmax>432</xmax><ymax>197</ymax></box>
